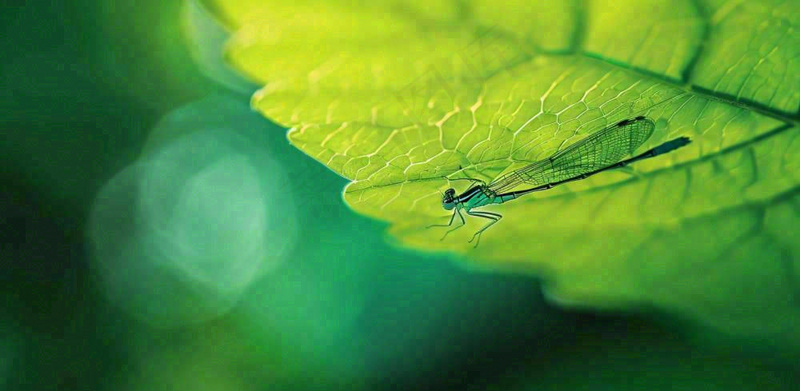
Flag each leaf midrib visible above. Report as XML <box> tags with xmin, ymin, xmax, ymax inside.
<box><xmin>470</xmin><ymin>0</ymin><xmax>797</xmax><ymax>121</ymax></box>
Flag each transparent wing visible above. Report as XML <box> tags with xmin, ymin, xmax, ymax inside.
<box><xmin>489</xmin><ymin>117</ymin><xmax>655</xmax><ymax>193</ymax></box>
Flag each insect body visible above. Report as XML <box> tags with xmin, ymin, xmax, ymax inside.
<box><xmin>430</xmin><ymin>116</ymin><xmax>691</xmax><ymax>247</ymax></box>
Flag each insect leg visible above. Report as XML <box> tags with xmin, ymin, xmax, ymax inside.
<box><xmin>440</xmin><ymin>208</ymin><xmax>467</xmax><ymax>241</ymax></box>
<box><xmin>466</xmin><ymin>210</ymin><xmax>502</xmax><ymax>248</ymax></box>
<box><xmin>426</xmin><ymin>209</ymin><xmax>457</xmax><ymax>229</ymax></box>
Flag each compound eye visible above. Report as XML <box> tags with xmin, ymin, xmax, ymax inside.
<box><xmin>445</xmin><ymin>188</ymin><xmax>456</xmax><ymax>196</ymax></box>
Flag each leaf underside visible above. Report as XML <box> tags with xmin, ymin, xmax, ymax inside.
<box><xmin>211</xmin><ymin>0</ymin><xmax>800</xmax><ymax>346</ymax></box>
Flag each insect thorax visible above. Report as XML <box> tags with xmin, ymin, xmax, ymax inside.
<box><xmin>460</xmin><ymin>186</ymin><xmax>495</xmax><ymax>210</ymax></box>
<box><xmin>482</xmin><ymin>186</ymin><xmax>496</xmax><ymax>198</ymax></box>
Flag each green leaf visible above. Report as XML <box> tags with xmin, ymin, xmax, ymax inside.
<box><xmin>213</xmin><ymin>0</ymin><xmax>800</xmax><ymax>347</ymax></box>
<box><xmin>690</xmin><ymin>0</ymin><xmax>800</xmax><ymax>114</ymax></box>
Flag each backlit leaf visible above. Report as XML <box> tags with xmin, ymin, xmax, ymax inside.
<box><xmin>211</xmin><ymin>0</ymin><xmax>800</xmax><ymax>347</ymax></box>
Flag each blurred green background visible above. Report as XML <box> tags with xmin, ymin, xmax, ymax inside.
<box><xmin>1</xmin><ymin>1</ymin><xmax>797</xmax><ymax>390</ymax></box>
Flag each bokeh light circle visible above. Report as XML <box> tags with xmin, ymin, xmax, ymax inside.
<box><xmin>89</xmin><ymin>120</ymin><xmax>297</xmax><ymax>327</ymax></box>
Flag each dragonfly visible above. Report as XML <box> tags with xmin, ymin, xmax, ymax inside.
<box><xmin>429</xmin><ymin>116</ymin><xmax>691</xmax><ymax>247</ymax></box>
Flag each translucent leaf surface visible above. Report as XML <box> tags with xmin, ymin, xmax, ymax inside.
<box><xmin>212</xmin><ymin>0</ymin><xmax>800</xmax><ymax>346</ymax></box>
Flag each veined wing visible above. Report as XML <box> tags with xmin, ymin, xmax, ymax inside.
<box><xmin>488</xmin><ymin>117</ymin><xmax>655</xmax><ymax>193</ymax></box>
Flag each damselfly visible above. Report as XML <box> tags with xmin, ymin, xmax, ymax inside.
<box><xmin>429</xmin><ymin>116</ymin><xmax>691</xmax><ymax>247</ymax></box>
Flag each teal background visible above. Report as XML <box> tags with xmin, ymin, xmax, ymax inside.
<box><xmin>1</xmin><ymin>1</ymin><xmax>798</xmax><ymax>390</ymax></box>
